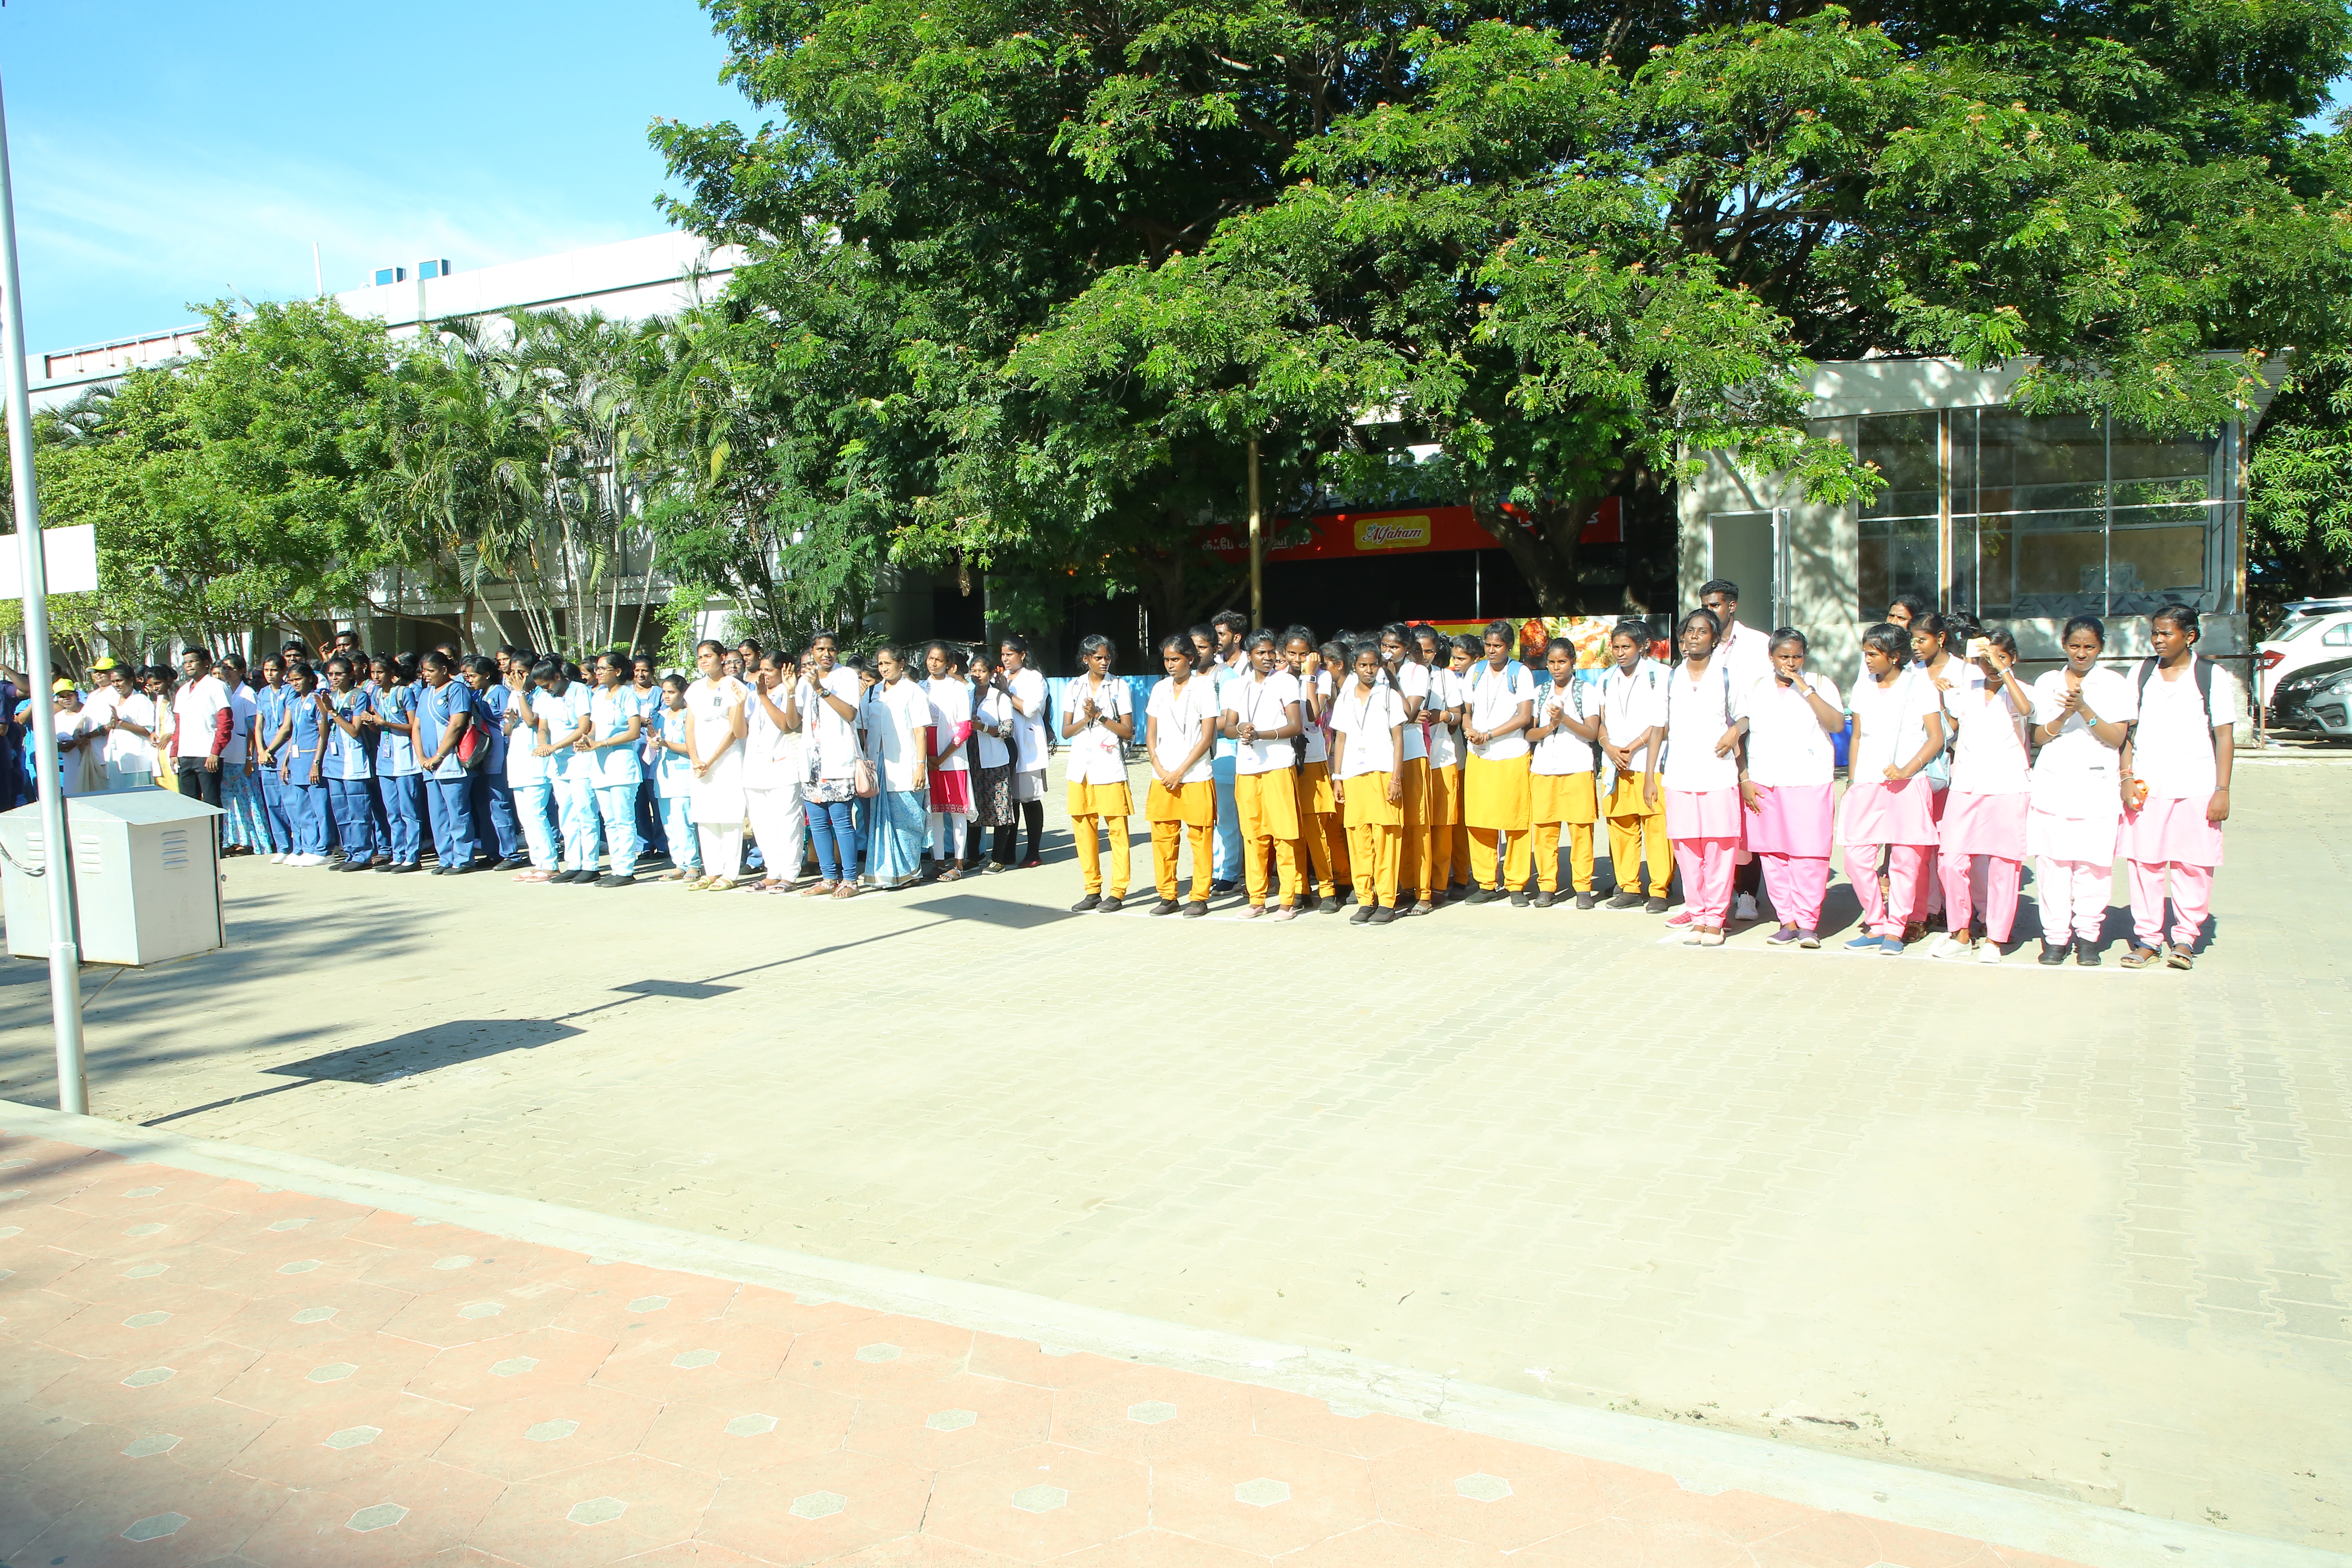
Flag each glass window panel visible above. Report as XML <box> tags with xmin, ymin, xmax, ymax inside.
<box><xmin>1858</xmin><ymin>412</ymin><xmax>1940</xmax><ymax>519</ymax></box>
<box><xmin>2109</xmin><ymin>502</ymin><xmax>2221</xmax><ymax>612</ymax></box>
<box><xmin>2109</xmin><ymin>426</ymin><xmax>2216</xmax><ymax>508</ymax></box>
<box><xmin>1859</xmin><ymin>516</ymin><xmax>1938</xmax><ymax>618</ymax></box>
<box><xmin>1970</xmin><ymin>410</ymin><xmax>2105</xmax><ymax>514</ymax></box>
<box><xmin>1997</xmin><ymin>508</ymin><xmax>2109</xmax><ymax>619</ymax></box>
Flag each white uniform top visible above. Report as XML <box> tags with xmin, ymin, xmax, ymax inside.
<box><xmin>1146</xmin><ymin>675</ymin><xmax>1219</xmax><ymax>784</ymax></box>
<box><xmin>1425</xmin><ymin>666</ymin><xmax>1463</xmax><ymax>768</ymax></box>
<box><xmin>1392</xmin><ymin>661</ymin><xmax>1431</xmax><ymax>762</ymax></box>
<box><xmin>804</xmin><ymin>667</ymin><xmax>864</xmax><ymax>781</ymax></box>
<box><xmin>225</xmin><ymin>686</ymin><xmax>258</xmax><ymax>767</ymax></box>
<box><xmin>79</xmin><ymin>685</ymin><xmax>120</xmax><ymax>736</ymax></box>
<box><xmin>685</xmin><ymin>675</ymin><xmax>750</xmax><ymax>818</ymax></box>
<box><xmin>741</xmin><ymin>680</ymin><xmax>800</xmax><ymax>789</ymax></box>
<box><xmin>1296</xmin><ymin>667</ymin><xmax>1333</xmax><ymax>766</ymax></box>
<box><xmin>1211</xmin><ymin>658</ymin><xmax>1247</xmax><ymax>759</ymax></box>
<box><xmin>1741</xmin><ymin>672</ymin><xmax>1841</xmax><ymax>788</ymax></box>
<box><xmin>2131</xmin><ymin>658</ymin><xmax>2240</xmax><ymax>799</ymax></box>
<box><xmin>1716</xmin><ymin>620</ymin><xmax>1775</xmax><ymax>692</ymax></box>
<box><xmin>109</xmin><ymin>692</ymin><xmax>163</xmax><ymax>770</ymax></box>
<box><xmin>972</xmin><ymin>683</ymin><xmax>1013</xmax><ymax>770</ymax></box>
<box><xmin>504</xmin><ymin>687</ymin><xmax>546</xmax><ymax>786</ymax></box>
<box><xmin>1329</xmin><ymin>681</ymin><xmax>1407</xmax><ymax>779</ymax></box>
<box><xmin>1062</xmin><ymin>673</ymin><xmax>1131</xmax><ymax>787</ymax></box>
<box><xmin>1662</xmin><ymin>659</ymin><xmax>1741</xmax><ymax>792</ymax></box>
<box><xmin>172</xmin><ymin>674</ymin><xmax>232</xmax><ymax>759</ymax></box>
<box><xmin>535</xmin><ymin>683</ymin><xmax>592</xmax><ymax>783</ymax></box>
<box><xmin>922</xmin><ymin>676</ymin><xmax>971</xmax><ymax>774</ymax></box>
<box><xmin>1599</xmin><ymin>662</ymin><xmax>1666</xmax><ymax>777</ymax></box>
<box><xmin>2029</xmin><ymin>666</ymin><xmax>2136</xmax><ymax>817</ymax></box>
<box><xmin>1848</xmin><ymin>668</ymin><xmax>1938</xmax><ymax>779</ymax></box>
<box><xmin>862</xmin><ymin>676</ymin><xmax>933</xmax><ymax>793</ymax></box>
<box><xmin>1005</xmin><ymin>666</ymin><xmax>1049</xmax><ymax>773</ymax></box>
<box><xmin>1530</xmin><ymin>677</ymin><xmax>1597</xmax><ymax>777</ymax></box>
<box><xmin>1224</xmin><ymin>668</ymin><xmax>1302</xmax><ymax>776</ymax></box>
<box><xmin>1941</xmin><ymin>667</ymin><xmax>2030</xmax><ymax>795</ymax></box>
<box><xmin>1464</xmin><ymin>660</ymin><xmax>1533</xmax><ymax>762</ymax></box>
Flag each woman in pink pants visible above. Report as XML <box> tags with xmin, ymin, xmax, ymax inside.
<box><xmin>1739</xmin><ymin>629</ymin><xmax>1844</xmax><ymax>948</ymax></box>
<box><xmin>1660</xmin><ymin>609</ymin><xmax>1745</xmax><ymax>947</ymax></box>
<box><xmin>2028</xmin><ymin>615</ymin><xmax>2134</xmax><ymax>966</ymax></box>
<box><xmin>1840</xmin><ymin>622</ymin><xmax>1946</xmax><ymax>955</ymax></box>
<box><xmin>1931</xmin><ymin>627</ymin><xmax>2034</xmax><ymax>964</ymax></box>
<box><xmin>2119</xmin><ymin>604</ymin><xmax>2235</xmax><ymax>970</ymax></box>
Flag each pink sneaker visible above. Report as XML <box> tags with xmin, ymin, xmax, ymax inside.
<box><xmin>1664</xmin><ymin>909</ymin><xmax>1694</xmax><ymax>928</ymax></box>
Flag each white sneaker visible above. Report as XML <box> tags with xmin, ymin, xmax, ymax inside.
<box><xmin>1734</xmin><ymin>893</ymin><xmax>1759</xmax><ymax>922</ymax></box>
<box><xmin>268</xmin><ymin>853</ymin><xmax>285</xmax><ymax>864</ymax></box>
<box><xmin>1927</xmin><ymin>933</ymin><xmax>1969</xmax><ymax>961</ymax></box>
<box><xmin>1976</xmin><ymin>942</ymin><xmax>2004</xmax><ymax>965</ymax></box>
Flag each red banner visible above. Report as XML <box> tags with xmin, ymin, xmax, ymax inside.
<box><xmin>1200</xmin><ymin>498</ymin><xmax>1619</xmax><ymax>562</ymax></box>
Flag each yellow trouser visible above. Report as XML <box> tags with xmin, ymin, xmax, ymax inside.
<box><xmin>1424</xmin><ymin>762</ymin><xmax>1460</xmax><ymax>894</ymax></box>
<box><xmin>1235</xmin><ymin>769</ymin><xmax>1303</xmax><ymax>908</ymax></box>
<box><xmin>1468</xmin><ymin>828</ymin><xmax>1532</xmax><ymax>891</ymax></box>
<box><xmin>1606</xmin><ymin>810</ymin><xmax>1671</xmax><ymax>895</ymax></box>
<box><xmin>1150</xmin><ymin>820</ymin><xmax>1213</xmax><ymax>902</ymax></box>
<box><xmin>1348</xmin><ymin>820</ymin><xmax>1401</xmax><ymax>906</ymax></box>
<box><xmin>1396</xmin><ymin>757</ymin><xmax>1428</xmax><ymax>898</ymax></box>
<box><xmin>1073</xmin><ymin>813</ymin><xmax>1130</xmax><ymax>896</ymax></box>
<box><xmin>1532</xmin><ymin>821</ymin><xmax>1597</xmax><ymax>893</ymax></box>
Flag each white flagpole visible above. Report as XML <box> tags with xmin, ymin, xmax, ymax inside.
<box><xmin>0</xmin><ymin>57</ymin><xmax>89</xmax><ymax>1114</ymax></box>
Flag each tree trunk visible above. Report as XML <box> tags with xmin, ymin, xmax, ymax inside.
<box><xmin>1468</xmin><ymin>490</ymin><xmax>1593</xmax><ymax>615</ymax></box>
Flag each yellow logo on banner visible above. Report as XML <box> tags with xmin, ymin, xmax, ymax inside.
<box><xmin>1352</xmin><ymin>515</ymin><xmax>1430</xmax><ymax>551</ymax></box>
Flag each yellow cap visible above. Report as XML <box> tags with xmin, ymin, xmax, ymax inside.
<box><xmin>52</xmin><ymin>679</ymin><xmax>78</xmax><ymax>694</ymax></box>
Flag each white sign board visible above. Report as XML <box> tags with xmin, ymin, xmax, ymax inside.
<box><xmin>0</xmin><ymin>525</ymin><xmax>100</xmax><ymax>597</ymax></box>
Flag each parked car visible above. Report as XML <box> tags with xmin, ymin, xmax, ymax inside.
<box><xmin>2270</xmin><ymin>659</ymin><xmax>2352</xmax><ymax>739</ymax></box>
<box><xmin>2256</xmin><ymin>597</ymin><xmax>2352</xmax><ymax>710</ymax></box>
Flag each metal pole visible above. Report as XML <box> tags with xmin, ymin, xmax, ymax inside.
<box><xmin>1247</xmin><ymin>439</ymin><xmax>1263</xmax><ymax>629</ymax></box>
<box><xmin>0</xmin><ymin>61</ymin><xmax>89</xmax><ymax>1114</ymax></box>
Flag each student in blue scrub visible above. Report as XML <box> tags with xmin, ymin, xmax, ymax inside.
<box><xmin>503</xmin><ymin>657</ymin><xmax>559</xmax><ymax>882</ymax></box>
<box><xmin>630</xmin><ymin>653</ymin><xmax>664</xmax><ymax>860</ymax></box>
<box><xmin>461</xmin><ymin>655</ymin><xmax>526</xmax><ymax>869</ymax></box>
<box><xmin>364</xmin><ymin>655</ymin><xmax>425</xmax><ymax>872</ymax></box>
<box><xmin>531</xmin><ymin>657</ymin><xmax>596</xmax><ymax>884</ymax></box>
<box><xmin>649</xmin><ymin>673</ymin><xmax>700</xmax><ymax>880</ymax></box>
<box><xmin>266</xmin><ymin>660</ymin><xmax>332</xmax><ymax>865</ymax></box>
<box><xmin>577</xmin><ymin>651</ymin><xmax>646</xmax><ymax>887</ymax></box>
<box><xmin>412</xmin><ymin>649</ymin><xmax>481</xmax><ymax>874</ymax></box>
<box><xmin>321</xmin><ymin>657</ymin><xmax>382</xmax><ymax>870</ymax></box>
<box><xmin>250</xmin><ymin>657</ymin><xmax>292</xmax><ymax>860</ymax></box>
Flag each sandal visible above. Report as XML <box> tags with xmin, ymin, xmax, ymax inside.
<box><xmin>802</xmin><ymin>880</ymin><xmax>837</xmax><ymax>898</ymax></box>
<box><xmin>511</xmin><ymin>869</ymin><xmax>553</xmax><ymax>883</ymax></box>
<box><xmin>938</xmin><ymin>866</ymin><xmax>963</xmax><ymax>883</ymax></box>
<box><xmin>831</xmin><ymin>881</ymin><xmax>858</xmax><ymax>900</ymax></box>
<box><xmin>2164</xmin><ymin>944</ymin><xmax>2194</xmax><ymax>970</ymax></box>
<box><xmin>2120</xmin><ymin>945</ymin><xmax>2160</xmax><ymax>969</ymax></box>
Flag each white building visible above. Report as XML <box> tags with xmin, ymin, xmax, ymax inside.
<box><xmin>28</xmin><ymin>232</ymin><xmax>742</xmax><ymax>411</ymax></box>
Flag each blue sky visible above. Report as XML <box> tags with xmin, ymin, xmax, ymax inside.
<box><xmin>1</xmin><ymin>0</ymin><xmax>751</xmax><ymax>352</ymax></box>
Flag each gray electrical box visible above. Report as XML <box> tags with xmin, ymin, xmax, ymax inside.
<box><xmin>0</xmin><ymin>791</ymin><xmax>225</xmax><ymax>967</ymax></box>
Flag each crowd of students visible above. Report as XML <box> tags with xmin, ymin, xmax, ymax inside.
<box><xmin>19</xmin><ymin>578</ymin><xmax>2235</xmax><ymax>969</ymax></box>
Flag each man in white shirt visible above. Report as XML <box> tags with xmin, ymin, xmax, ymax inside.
<box><xmin>171</xmin><ymin>647</ymin><xmax>236</xmax><ymax>815</ymax></box>
<box><xmin>1699</xmin><ymin>579</ymin><xmax>1775</xmax><ymax>919</ymax></box>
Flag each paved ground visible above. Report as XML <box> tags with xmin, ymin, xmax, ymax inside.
<box><xmin>0</xmin><ymin>744</ymin><xmax>2345</xmax><ymax>1558</ymax></box>
<box><xmin>0</xmin><ymin>1125</ymin><xmax>2138</xmax><ymax>1568</ymax></box>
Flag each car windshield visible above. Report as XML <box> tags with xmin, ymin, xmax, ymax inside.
<box><xmin>2270</xmin><ymin>616</ymin><xmax>2325</xmax><ymax>643</ymax></box>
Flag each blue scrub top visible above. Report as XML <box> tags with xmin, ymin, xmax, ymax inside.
<box><xmin>414</xmin><ymin>680</ymin><xmax>474</xmax><ymax>782</ymax></box>
<box><xmin>375</xmin><ymin>684</ymin><xmax>419</xmax><ymax>777</ymax></box>
<box><xmin>587</xmin><ymin>687</ymin><xmax>645</xmax><ymax>786</ymax></box>
<box><xmin>473</xmin><ymin>684</ymin><xmax>512</xmax><ymax>774</ymax></box>
<box><xmin>324</xmin><ymin>689</ymin><xmax>374</xmax><ymax>780</ymax></box>
<box><xmin>283</xmin><ymin>692</ymin><xmax>325</xmax><ymax>777</ymax></box>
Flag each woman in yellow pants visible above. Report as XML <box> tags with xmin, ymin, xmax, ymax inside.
<box><xmin>1143</xmin><ymin>633</ymin><xmax>1220</xmax><ymax>915</ymax></box>
<box><xmin>1461</xmin><ymin>620</ymin><xmax>1537</xmax><ymax>904</ymax></box>
<box><xmin>1062</xmin><ymin>635</ymin><xmax>1135</xmax><ymax>912</ymax></box>
<box><xmin>1221</xmin><ymin>630</ymin><xmax>1307</xmax><ymax>919</ymax></box>
<box><xmin>1598</xmin><ymin>621</ymin><xmax>1672</xmax><ymax>911</ymax></box>
<box><xmin>1330</xmin><ymin>640</ymin><xmax>1409</xmax><ymax>924</ymax></box>
<box><xmin>1527</xmin><ymin>636</ymin><xmax>1602</xmax><ymax>908</ymax></box>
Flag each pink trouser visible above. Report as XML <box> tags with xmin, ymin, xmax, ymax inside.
<box><xmin>1941</xmin><ymin>853</ymin><xmax>2021</xmax><ymax>944</ymax></box>
<box><xmin>1757</xmin><ymin>853</ymin><xmax>1829</xmax><ymax>931</ymax></box>
<box><xmin>2035</xmin><ymin>857</ymin><xmax>2110</xmax><ymax>945</ymax></box>
<box><xmin>2128</xmin><ymin>860</ymin><xmax>2214</xmax><ymax>949</ymax></box>
<box><xmin>1673</xmin><ymin>837</ymin><xmax>1737</xmax><ymax>927</ymax></box>
<box><xmin>1852</xmin><ymin>843</ymin><xmax>1929</xmax><ymax>937</ymax></box>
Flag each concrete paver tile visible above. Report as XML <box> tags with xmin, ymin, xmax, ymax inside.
<box><xmin>1247</xmin><ymin>1388</ymin><xmax>1434</xmax><ymax>1459</ymax></box>
<box><xmin>40</xmin><ymin>1287</ymin><xmax>247</xmax><ymax>1359</ymax></box>
<box><xmin>962</xmin><ymin>1334</ymin><xmax>1123</xmax><ymax>1390</ymax></box>
<box><xmin>234</xmin><ymin>1455</ymin><xmax>505</xmax><ymax>1568</ymax></box>
<box><xmin>636</xmin><ymin>1383</ymin><xmax>858</xmax><ymax>1477</ymax></box>
<box><xmin>0</xmin><ymin>1398</ymin><xmax>84</xmax><ymax>1469</ymax></box>
<box><xmin>1267</xmin><ymin>1519</ymin><xmax>1512</xmax><ymax>1566</ymax></box>
<box><xmin>22</xmin><ymin>1399</ymin><xmax>274</xmax><ymax>1494</ymax></box>
<box><xmin>360</xmin><ymin>1243</ymin><xmax>537</xmax><ymax>1301</ymax></box>
<box><xmin>1515</xmin><ymin>1515</ymin><xmax>1752</xmax><ymax>1568</ymax></box>
<box><xmin>47</xmin><ymin>1165</ymin><xmax>192</xmax><ymax>1216</ymax></box>
<box><xmin>780</xmin><ymin>1315</ymin><xmax>974</xmax><ymax>1399</ymax></box>
<box><xmin>713</xmin><ymin>1288</ymin><xmax>882</xmax><ymax>1337</ymax></box>
<box><xmin>11</xmin><ymin>1465</ymin><xmax>290</xmax><ymax>1568</ymax></box>
<box><xmin>1369</xmin><ymin>1431</ymin><xmax>1609</xmax><ymax>1551</ymax></box>
<box><xmin>0</xmin><ymin>1283</ymin><xmax>90</xmax><ymax>1339</ymax></box>
<box><xmin>921</xmin><ymin>1441</ymin><xmax>1148</xmax><ymax>1561</ymax></box>
<box><xmin>538</xmin><ymin>1264</ymin><xmax>739</xmax><ymax>1337</ymax></box>
<box><xmin>1151</xmin><ymin>1432</ymin><xmax>1376</xmax><ymax>1556</ymax></box>
<box><xmin>410</xmin><ymin>1327</ymin><xmax>619</xmax><ymax>1408</ymax></box>
<box><xmin>215</xmin><ymin>1330</ymin><xmax>443</xmax><ymax>1417</ymax></box>
<box><xmin>697</xmin><ymin>1448</ymin><xmax>934</xmax><ymax>1565</ymax></box>
<box><xmin>433</xmin><ymin>1385</ymin><xmax>663</xmax><ymax>1482</ymax></box>
<box><xmin>33</xmin><ymin>1334</ymin><xmax>263</xmax><ymax>1425</ymax></box>
<box><xmin>47</xmin><ymin>1244</ymin><xmax>249</xmax><ymax>1304</ymax></box>
<box><xmin>0</xmin><ymin>1470</ymin><xmax>76</xmax><ymax>1556</ymax></box>
<box><xmin>1047</xmin><ymin>1368</ymin><xmax>1256</xmax><ymax>1463</ymax></box>
<box><xmin>844</xmin><ymin>1374</ymin><xmax>1054</xmax><ymax>1469</ymax></box>
<box><xmin>379</xmin><ymin>1278</ymin><xmax>581</xmax><ymax>1349</ymax></box>
<box><xmin>226</xmin><ymin>1390</ymin><xmax>470</xmax><ymax>1489</ymax></box>
<box><xmin>469</xmin><ymin>1452</ymin><xmax>721</xmax><ymax>1566</ymax></box>
<box><xmin>1049</xmin><ymin>1527</ymin><xmax>1270</xmax><ymax>1566</ymax></box>
<box><xmin>212</xmin><ymin>1278</ymin><xmax>415</xmax><ymax>1349</ymax></box>
<box><xmin>46</xmin><ymin>1204</ymin><xmax>238</xmax><ymax>1261</ymax></box>
<box><xmin>205</xmin><ymin>1238</ymin><xmax>391</xmax><ymax>1301</ymax></box>
<box><xmin>590</xmin><ymin>1322</ymin><xmax>790</xmax><ymax>1403</ymax></box>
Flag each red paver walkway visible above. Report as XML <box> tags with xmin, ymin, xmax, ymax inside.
<box><xmin>0</xmin><ymin>1128</ymin><xmax>2091</xmax><ymax>1568</ymax></box>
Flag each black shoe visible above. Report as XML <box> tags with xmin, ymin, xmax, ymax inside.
<box><xmin>1606</xmin><ymin>892</ymin><xmax>1643</xmax><ymax>911</ymax></box>
<box><xmin>1575</xmin><ymin>891</ymin><xmax>1596</xmax><ymax>911</ymax></box>
<box><xmin>1370</xmin><ymin>905</ymin><xmax>1396</xmax><ymax>924</ymax></box>
<box><xmin>1098</xmin><ymin>895</ymin><xmax>1123</xmax><ymax>914</ymax></box>
<box><xmin>1532</xmin><ymin>890</ymin><xmax>1555</xmax><ymax>909</ymax></box>
<box><xmin>2038</xmin><ymin>941</ymin><xmax>2068</xmax><ymax>966</ymax></box>
<box><xmin>1181</xmin><ymin>901</ymin><xmax>1209</xmax><ymax>918</ymax></box>
<box><xmin>499</xmin><ymin>855</ymin><xmax>531</xmax><ymax>871</ymax></box>
<box><xmin>1297</xmin><ymin>893</ymin><xmax>1320</xmax><ymax>914</ymax></box>
<box><xmin>336</xmin><ymin>858</ymin><xmax>370</xmax><ymax>872</ymax></box>
<box><xmin>1209</xmin><ymin>879</ymin><xmax>1239</xmax><ymax>895</ymax></box>
<box><xmin>1644</xmin><ymin>896</ymin><xmax>1669</xmax><ymax>915</ymax></box>
<box><xmin>1467</xmin><ymin>888</ymin><xmax>1494</xmax><ymax>904</ymax></box>
<box><xmin>1510</xmin><ymin>890</ymin><xmax>1531</xmax><ymax>908</ymax></box>
<box><xmin>1325</xmin><ymin>895</ymin><xmax>1348</xmax><ymax>914</ymax></box>
<box><xmin>2075</xmin><ymin>938</ymin><xmax>2103</xmax><ymax>967</ymax></box>
<box><xmin>1071</xmin><ymin>894</ymin><xmax>1100</xmax><ymax>912</ymax></box>
<box><xmin>1150</xmin><ymin>899</ymin><xmax>1180</xmax><ymax>916</ymax></box>
<box><xmin>596</xmin><ymin>874</ymin><xmax>635</xmax><ymax>889</ymax></box>
<box><xmin>372</xmin><ymin>860</ymin><xmax>397</xmax><ymax>873</ymax></box>
<box><xmin>1350</xmin><ymin>904</ymin><xmax>1374</xmax><ymax>925</ymax></box>
<box><xmin>389</xmin><ymin>862</ymin><xmax>421</xmax><ymax>874</ymax></box>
